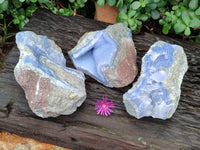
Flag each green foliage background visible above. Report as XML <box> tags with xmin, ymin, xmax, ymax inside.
<box><xmin>0</xmin><ymin>0</ymin><xmax>87</xmax><ymax>30</ymax></box>
<box><xmin>97</xmin><ymin>0</ymin><xmax>200</xmax><ymax>39</ymax></box>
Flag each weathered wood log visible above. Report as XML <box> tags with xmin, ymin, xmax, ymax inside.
<box><xmin>0</xmin><ymin>9</ymin><xmax>200</xmax><ymax>150</ymax></box>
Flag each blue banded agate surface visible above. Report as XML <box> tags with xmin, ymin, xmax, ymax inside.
<box><xmin>123</xmin><ymin>41</ymin><xmax>188</xmax><ymax>120</ymax></box>
<box><xmin>16</xmin><ymin>31</ymin><xmax>85</xmax><ymax>81</ymax></box>
<box><xmin>69</xmin><ymin>30</ymin><xmax>118</xmax><ymax>86</ymax></box>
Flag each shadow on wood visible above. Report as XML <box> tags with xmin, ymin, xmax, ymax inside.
<box><xmin>0</xmin><ymin>9</ymin><xmax>200</xmax><ymax>150</ymax></box>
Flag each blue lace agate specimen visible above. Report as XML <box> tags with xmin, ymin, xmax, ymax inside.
<box><xmin>68</xmin><ymin>23</ymin><xmax>137</xmax><ymax>88</ymax></box>
<box><xmin>123</xmin><ymin>41</ymin><xmax>188</xmax><ymax>120</ymax></box>
<box><xmin>14</xmin><ymin>31</ymin><xmax>86</xmax><ymax>118</ymax></box>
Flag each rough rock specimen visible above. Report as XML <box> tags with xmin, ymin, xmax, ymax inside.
<box><xmin>14</xmin><ymin>31</ymin><xmax>86</xmax><ymax>118</ymax></box>
<box><xmin>123</xmin><ymin>41</ymin><xmax>188</xmax><ymax>120</ymax></box>
<box><xmin>68</xmin><ymin>23</ymin><xmax>137</xmax><ymax>88</ymax></box>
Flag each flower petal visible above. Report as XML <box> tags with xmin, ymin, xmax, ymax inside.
<box><xmin>97</xmin><ymin>109</ymin><xmax>101</xmax><ymax>115</ymax></box>
<box><xmin>108</xmin><ymin>108</ymin><xmax>113</xmax><ymax>112</ymax></box>
<box><xmin>105</xmin><ymin>111</ymin><xmax>108</xmax><ymax>116</ymax></box>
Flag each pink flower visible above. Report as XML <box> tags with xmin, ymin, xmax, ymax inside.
<box><xmin>95</xmin><ymin>97</ymin><xmax>115</xmax><ymax>116</ymax></box>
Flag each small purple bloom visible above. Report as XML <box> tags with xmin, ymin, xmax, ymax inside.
<box><xmin>95</xmin><ymin>97</ymin><xmax>115</xmax><ymax>116</ymax></box>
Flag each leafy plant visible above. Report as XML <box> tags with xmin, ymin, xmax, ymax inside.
<box><xmin>97</xmin><ymin>0</ymin><xmax>200</xmax><ymax>37</ymax></box>
<box><xmin>97</xmin><ymin>0</ymin><xmax>117</xmax><ymax>7</ymax></box>
<box><xmin>159</xmin><ymin>0</ymin><xmax>200</xmax><ymax>36</ymax></box>
<box><xmin>0</xmin><ymin>0</ymin><xmax>87</xmax><ymax>30</ymax></box>
<box><xmin>0</xmin><ymin>18</ymin><xmax>16</xmax><ymax>45</ymax></box>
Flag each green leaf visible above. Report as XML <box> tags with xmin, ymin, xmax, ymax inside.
<box><xmin>169</xmin><ymin>0</ymin><xmax>177</xmax><ymax>5</ymax></box>
<box><xmin>0</xmin><ymin>0</ymin><xmax>8</xmax><ymax>11</ymax></box>
<box><xmin>118</xmin><ymin>4</ymin><xmax>127</xmax><ymax>13</ymax></box>
<box><xmin>159</xmin><ymin>19</ymin><xmax>165</xmax><ymax>25</ymax></box>
<box><xmin>144</xmin><ymin>0</ymin><xmax>153</xmax><ymax>4</ymax></box>
<box><xmin>26</xmin><ymin>4</ymin><xmax>38</xmax><ymax>17</ymax></box>
<box><xmin>130</xmin><ymin>24</ymin><xmax>137</xmax><ymax>31</ymax></box>
<box><xmin>59</xmin><ymin>8</ymin><xmax>64</xmax><ymax>14</ymax></box>
<box><xmin>38</xmin><ymin>0</ymin><xmax>48</xmax><ymax>3</ymax></box>
<box><xmin>118</xmin><ymin>11</ymin><xmax>128</xmax><ymax>20</ymax></box>
<box><xmin>116</xmin><ymin>0</ymin><xmax>123</xmax><ymax>9</ymax></box>
<box><xmin>19</xmin><ymin>14</ymin><xmax>25</xmax><ymax>20</ymax></box>
<box><xmin>141</xmin><ymin>1</ymin><xmax>146</xmax><ymax>7</ymax></box>
<box><xmin>147</xmin><ymin>3</ymin><xmax>157</xmax><ymax>10</ymax></box>
<box><xmin>13</xmin><ymin>18</ymin><xmax>20</xmax><ymax>24</ymax></box>
<box><xmin>184</xmin><ymin>27</ymin><xmax>191</xmax><ymax>36</ymax></box>
<box><xmin>172</xmin><ymin>6</ymin><xmax>178</xmax><ymax>10</ymax></box>
<box><xmin>165</xmin><ymin>23</ymin><xmax>171</xmax><ymax>30</ymax></box>
<box><xmin>145</xmin><ymin>6</ymin><xmax>151</xmax><ymax>13</ymax></box>
<box><xmin>0</xmin><ymin>0</ymin><xmax>4</xmax><ymax>4</ymax></box>
<box><xmin>77</xmin><ymin>0</ymin><xmax>83</xmax><ymax>5</ymax></box>
<box><xmin>157</xmin><ymin>0</ymin><xmax>167</xmax><ymax>7</ymax></box>
<box><xmin>173</xmin><ymin>20</ymin><xmax>186</xmax><ymax>34</ymax></box>
<box><xmin>107</xmin><ymin>0</ymin><xmax>116</xmax><ymax>6</ymax></box>
<box><xmin>19</xmin><ymin>8</ymin><xmax>25</xmax><ymax>15</ymax></box>
<box><xmin>128</xmin><ymin>10</ymin><xmax>136</xmax><ymax>18</ymax></box>
<box><xmin>162</xmin><ymin>24</ymin><xmax>171</xmax><ymax>34</ymax></box>
<box><xmin>131</xmin><ymin>1</ymin><xmax>141</xmax><ymax>10</ymax></box>
<box><xmin>134</xmin><ymin>11</ymin><xmax>141</xmax><ymax>18</ymax></box>
<box><xmin>151</xmin><ymin>10</ymin><xmax>160</xmax><ymax>20</ymax></box>
<box><xmin>188</xmin><ymin>10</ymin><xmax>195</xmax><ymax>18</ymax></box>
<box><xmin>12</xmin><ymin>0</ymin><xmax>22</xmax><ymax>8</ymax></box>
<box><xmin>58</xmin><ymin>8</ymin><xmax>73</xmax><ymax>15</ymax></box>
<box><xmin>189</xmin><ymin>0</ymin><xmax>198</xmax><ymax>10</ymax></box>
<box><xmin>79</xmin><ymin>3</ymin><xmax>85</xmax><ymax>8</ymax></box>
<box><xmin>97</xmin><ymin>0</ymin><xmax>105</xmax><ymax>7</ymax></box>
<box><xmin>153</xmin><ymin>0</ymin><xmax>160</xmax><ymax>2</ymax></box>
<box><xmin>190</xmin><ymin>17</ymin><xmax>200</xmax><ymax>28</ymax></box>
<box><xmin>19</xmin><ymin>0</ymin><xmax>25</xmax><ymax>2</ymax></box>
<box><xmin>69</xmin><ymin>0</ymin><xmax>75</xmax><ymax>2</ymax></box>
<box><xmin>30</xmin><ymin>0</ymin><xmax>37</xmax><ymax>2</ymax></box>
<box><xmin>74</xmin><ymin>3</ymin><xmax>79</xmax><ymax>9</ymax></box>
<box><xmin>135</xmin><ymin>19</ymin><xmax>142</xmax><ymax>26</ymax></box>
<box><xmin>183</xmin><ymin>0</ymin><xmax>190</xmax><ymax>6</ymax></box>
<box><xmin>175</xmin><ymin>9</ymin><xmax>181</xmax><ymax>17</ymax></box>
<box><xmin>165</xmin><ymin>16</ymin><xmax>171</xmax><ymax>22</ymax></box>
<box><xmin>10</xmin><ymin>9</ymin><xmax>17</xmax><ymax>17</ymax></box>
<box><xmin>182</xmin><ymin>10</ymin><xmax>190</xmax><ymax>26</ymax></box>
<box><xmin>19</xmin><ymin>22</ymin><xmax>25</xmax><ymax>30</ymax></box>
<box><xmin>195</xmin><ymin>35</ymin><xmax>200</xmax><ymax>43</ymax></box>
<box><xmin>67</xmin><ymin>9</ymin><xmax>73</xmax><ymax>16</ymax></box>
<box><xmin>195</xmin><ymin>7</ymin><xmax>200</xmax><ymax>15</ymax></box>
<box><xmin>171</xmin><ymin>15</ymin><xmax>178</xmax><ymax>24</ymax></box>
<box><xmin>0</xmin><ymin>14</ymin><xmax>3</xmax><ymax>19</ymax></box>
<box><xmin>130</xmin><ymin>24</ymin><xmax>136</xmax><ymax>31</ymax></box>
<box><xmin>125</xmin><ymin>0</ymin><xmax>133</xmax><ymax>2</ymax></box>
<box><xmin>139</xmin><ymin>14</ymin><xmax>148</xmax><ymax>21</ymax></box>
<box><xmin>128</xmin><ymin>18</ymin><xmax>135</xmax><ymax>26</ymax></box>
<box><xmin>123</xmin><ymin>21</ymin><xmax>128</xmax><ymax>27</ymax></box>
<box><xmin>116</xmin><ymin>15</ymin><xmax>121</xmax><ymax>22</ymax></box>
<box><xmin>25</xmin><ymin>0</ymin><xmax>30</xmax><ymax>4</ymax></box>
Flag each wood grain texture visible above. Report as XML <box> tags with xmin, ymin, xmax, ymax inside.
<box><xmin>0</xmin><ymin>9</ymin><xmax>200</xmax><ymax>150</ymax></box>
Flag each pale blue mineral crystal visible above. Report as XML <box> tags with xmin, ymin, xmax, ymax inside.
<box><xmin>123</xmin><ymin>41</ymin><xmax>188</xmax><ymax>120</ymax></box>
<box><xmin>14</xmin><ymin>31</ymin><xmax>86</xmax><ymax>118</ymax></box>
<box><xmin>68</xmin><ymin>23</ymin><xmax>138</xmax><ymax>88</ymax></box>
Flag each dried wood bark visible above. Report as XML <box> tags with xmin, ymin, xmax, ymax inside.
<box><xmin>0</xmin><ymin>9</ymin><xmax>199</xmax><ymax>150</ymax></box>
